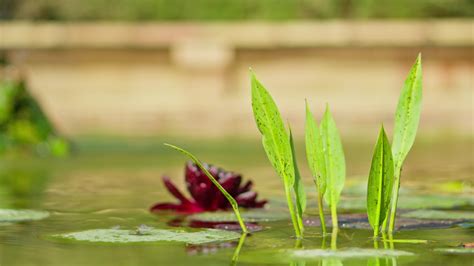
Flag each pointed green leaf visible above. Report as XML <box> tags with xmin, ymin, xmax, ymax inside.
<box><xmin>250</xmin><ymin>72</ymin><xmax>294</xmax><ymax>187</ymax></box>
<box><xmin>392</xmin><ymin>54</ymin><xmax>423</xmax><ymax>172</ymax></box>
<box><xmin>367</xmin><ymin>126</ymin><xmax>394</xmax><ymax>232</ymax></box>
<box><xmin>289</xmin><ymin>128</ymin><xmax>306</xmax><ymax>216</ymax></box>
<box><xmin>320</xmin><ymin>105</ymin><xmax>346</xmax><ymax>207</ymax></box>
<box><xmin>305</xmin><ymin>101</ymin><xmax>326</xmax><ymax>194</ymax></box>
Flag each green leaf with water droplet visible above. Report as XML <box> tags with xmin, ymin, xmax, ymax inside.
<box><xmin>0</xmin><ymin>209</ymin><xmax>49</xmax><ymax>222</ymax></box>
<box><xmin>367</xmin><ymin>126</ymin><xmax>394</xmax><ymax>236</ymax></box>
<box><xmin>54</xmin><ymin>228</ymin><xmax>240</xmax><ymax>245</ymax></box>
<box><xmin>250</xmin><ymin>71</ymin><xmax>301</xmax><ymax>237</ymax></box>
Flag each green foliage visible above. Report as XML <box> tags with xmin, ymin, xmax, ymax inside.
<box><xmin>305</xmin><ymin>101</ymin><xmax>327</xmax><ymax>233</ymax></box>
<box><xmin>164</xmin><ymin>143</ymin><xmax>248</xmax><ymax>233</ymax></box>
<box><xmin>250</xmin><ymin>71</ymin><xmax>302</xmax><ymax>237</ymax></box>
<box><xmin>320</xmin><ymin>105</ymin><xmax>346</xmax><ymax>229</ymax></box>
<box><xmin>0</xmin><ymin>80</ymin><xmax>70</xmax><ymax>157</ymax></box>
<box><xmin>366</xmin><ymin>126</ymin><xmax>394</xmax><ymax>237</ymax></box>
<box><xmin>6</xmin><ymin>0</ymin><xmax>474</xmax><ymax>21</ymax></box>
<box><xmin>388</xmin><ymin>54</ymin><xmax>423</xmax><ymax>233</ymax></box>
<box><xmin>289</xmin><ymin>128</ymin><xmax>306</xmax><ymax>234</ymax></box>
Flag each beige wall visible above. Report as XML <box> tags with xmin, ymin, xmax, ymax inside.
<box><xmin>1</xmin><ymin>21</ymin><xmax>472</xmax><ymax>137</ymax></box>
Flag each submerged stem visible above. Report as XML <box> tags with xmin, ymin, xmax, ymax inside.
<box><xmin>317</xmin><ymin>190</ymin><xmax>327</xmax><ymax>234</ymax></box>
<box><xmin>330</xmin><ymin>227</ymin><xmax>338</xmax><ymax>250</ymax></box>
<box><xmin>164</xmin><ymin>143</ymin><xmax>248</xmax><ymax>234</ymax></box>
<box><xmin>285</xmin><ymin>184</ymin><xmax>302</xmax><ymax>238</ymax></box>
<box><xmin>231</xmin><ymin>233</ymin><xmax>247</xmax><ymax>266</ymax></box>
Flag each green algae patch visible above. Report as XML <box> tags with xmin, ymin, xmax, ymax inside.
<box><xmin>401</xmin><ymin>210</ymin><xmax>474</xmax><ymax>220</ymax></box>
<box><xmin>53</xmin><ymin>227</ymin><xmax>241</xmax><ymax>245</ymax></box>
<box><xmin>0</xmin><ymin>209</ymin><xmax>49</xmax><ymax>222</ymax></box>
<box><xmin>290</xmin><ymin>248</ymin><xmax>414</xmax><ymax>259</ymax></box>
<box><xmin>188</xmin><ymin>210</ymin><xmax>288</xmax><ymax>223</ymax></box>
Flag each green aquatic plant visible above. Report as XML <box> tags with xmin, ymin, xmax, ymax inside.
<box><xmin>290</xmin><ymin>128</ymin><xmax>307</xmax><ymax>235</ymax></box>
<box><xmin>306</xmin><ymin>103</ymin><xmax>346</xmax><ymax>232</ymax></box>
<box><xmin>386</xmin><ymin>54</ymin><xmax>423</xmax><ymax>233</ymax></box>
<box><xmin>164</xmin><ymin>143</ymin><xmax>248</xmax><ymax>234</ymax></box>
<box><xmin>305</xmin><ymin>101</ymin><xmax>327</xmax><ymax>234</ymax></box>
<box><xmin>250</xmin><ymin>71</ymin><xmax>304</xmax><ymax>238</ymax></box>
<box><xmin>367</xmin><ymin>126</ymin><xmax>394</xmax><ymax>238</ymax></box>
<box><xmin>0</xmin><ymin>79</ymin><xmax>70</xmax><ymax>157</ymax></box>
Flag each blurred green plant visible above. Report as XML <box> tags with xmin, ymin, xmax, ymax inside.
<box><xmin>2</xmin><ymin>0</ymin><xmax>473</xmax><ymax>21</ymax></box>
<box><xmin>0</xmin><ymin>79</ymin><xmax>70</xmax><ymax>157</ymax></box>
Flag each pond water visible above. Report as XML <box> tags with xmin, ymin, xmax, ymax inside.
<box><xmin>0</xmin><ymin>137</ymin><xmax>472</xmax><ymax>265</ymax></box>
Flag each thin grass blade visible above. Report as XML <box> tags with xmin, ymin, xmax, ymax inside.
<box><xmin>289</xmin><ymin>127</ymin><xmax>306</xmax><ymax>233</ymax></box>
<box><xmin>164</xmin><ymin>143</ymin><xmax>248</xmax><ymax>233</ymax></box>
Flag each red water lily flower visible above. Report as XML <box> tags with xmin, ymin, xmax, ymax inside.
<box><xmin>150</xmin><ymin>162</ymin><xmax>267</xmax><ymax>213</ymax></box>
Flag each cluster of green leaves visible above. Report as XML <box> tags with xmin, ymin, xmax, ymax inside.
<box><xmin>367</xmin><ymin>54</ymin><xmax>423</xmax><ymax>236</ymax></box>
<box><xmin>305</xmin><ymin>103</ymin><xmax>346</xmax><ymax>233</ymax></box>
<box><xmin>0</xmin><ymin>80</ymin><xmax>69</xmax><ymax>157</ymax></box>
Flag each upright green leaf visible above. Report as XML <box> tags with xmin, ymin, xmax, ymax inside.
<box><xmin>388</xmin><ymin>54</ymin><xmax>423</xmax><ymax>233</ymax></box>
<box><xmin>392</xmin><ymin>54</ymin><xmax>423</xmax><ymax>172</ymax></box>
<box><xmin>367</xmin><ymin>126</ymin><xmax>394</xmax><ymax>237</ymax></box>
<box><xmin>250</xmin><ymin>71</ymin><xmax>301</xmax><ymax>237</ymax></box>
<box><xmin>164</xmin><ymin>143</ymin><xmax>248</xmax><ymax>234</ymax></box>
<box><xmin>305</xmin><ymin>101</ymin><xmax>327</xmax><ymax>233</ymax></box>
<box><xmin>250</xmin><ymin>71</ymin><xmax>295</xmax><ymax>187</ymax></box>
<box><xmin>320</xmin><ymin>105</ymin><xmax>346</xmax><ymax>207</ymax></box>
<box><xmin>305</xmin><ymin>101</ymin><xmax>326</xmax><ymax>195</ymax></box>
<box><xmin>289</xmin><ymin>127</ymin><xmax>306</xmax><ymax>233</ymax></box>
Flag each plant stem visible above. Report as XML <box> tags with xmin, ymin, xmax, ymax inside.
<box><xmin>164</xmin><ymin>143</ymin><xmax>249</xmax><ymax>234</ymax></box>
<box><xmin>330</xmin><ymin>227</ymin><xmax>338</xmax><ymax>250</ymax></box>
<box><xmin>285</xmin><ymin>184</ymin><xmax>302</xmax><ymax>238</ymax></box>
<box><xmin>388</xmin><ymin>170</ymin><xmax>401</xmax><ymax>233</ymax></box>
<box><xmin>317</xmin><ymin>191</ymin><xmax>327</xmax><ymax>234</ymax></box>
<box><xmin>330</xmin><ymin>200</ymin><xmax>338</xmax><ymax>231</ymax></box>
<box><xmin>231</xmin><ymin>233</ymin><xmax>247</xmax><ymax>266</ymax></box>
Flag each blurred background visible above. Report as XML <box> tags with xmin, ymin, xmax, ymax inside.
<box><xmin>0</xmin><ymin>0</ymin><xmax>472</xmax><ymax>140</ymax></box>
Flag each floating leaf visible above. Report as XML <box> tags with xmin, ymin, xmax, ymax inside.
<box><xmin>0</xmin><ymin>209</ymin><xmax>49</xmax><ymax>222</ymax></box>
<box><xmin>250</xmin><ymin>71</ymin><xmax>300</xmax><ymax>237</ymax></box>
<box><xmin>434</xmin><ymin>248</ymin><xmax>474</xmax><ymax>254</ymax></box>
<box><xmin>367</xmin><ymin>126</ymin><xmax>394</xmax><ymax>236</ymax></box>
<box><xmin>289</xmin><ymin>127</ymin><xmax>306</xmax><ymax>233</ymax></box>
<box><xmin>54</xmin><ymin>228</ymin><xmax>240</xmax><ymax>245</ymax></box>
<box><xmin>401</xmin><ymin>210</ymin><xmax>474</xmax><ymax>220</ymax></box>
<box><xmin>189</xmin><ymin>210</ymin><xmax>288</xmax><ymax>223</ymax></box>
<box><xmin>290</xmin><ymin>248</ymin><xmax>413</xmax><ymax>259</ymax></box>
<box><xmin>340</xmin><ymin>194</ymin><xmax>472</xmax><ymax>210</ymax></box>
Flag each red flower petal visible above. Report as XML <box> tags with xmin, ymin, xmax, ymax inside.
<box><xmin>162</xmin><ymin>176</ymin><xmax>192</xmax><ymax>204</ymax></box>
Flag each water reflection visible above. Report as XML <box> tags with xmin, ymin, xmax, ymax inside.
<box><xmin>368</xmin><ymin>233</ymin><xmax>398</xmax><ymax>266</ymax></box>
<box><xmin>0</xmin><ymin>165</ymin><xmax>50</xmax><ymax>209</ymax></box>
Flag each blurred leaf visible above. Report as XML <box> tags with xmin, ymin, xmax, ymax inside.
<box><xmin>0</xmin><ymin>209</ymin><xmax>49</xmax><ymax>222</ymax></box>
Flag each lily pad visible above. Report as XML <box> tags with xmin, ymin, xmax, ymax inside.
<box><xmin>188</xmin><ymin>210</ymin><xmax>288</xmax><ymax>223</ymax></box>
<box><xmin>53</xmin><ymin>227</ymin><xmax>241</xmax><ymax>245</ymax></box>
<box><xmin>290</xmin><ymin>248</ymin><xmax>414</xmax><ymax>259</ymax></box>
<box><xmin>401</xmin><ymin>210</ymin><xmax>474</xmax><ymax>220</ymax></box>
<box><xmin>340</xmin><ymin>194</ymin><xmax>472</xmax><ymax>210</ymax></box>
<box><xmin>434</xmin><ymin>248</ymin><xmax>474</xmax><ymax>254</ymax></box>
<box><xmin>0</xmin><ymin>209</ymin><xmax>49</xmax><ymax>222</ymax></box>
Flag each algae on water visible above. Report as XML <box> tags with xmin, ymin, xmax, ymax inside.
<box><xmin>0</xmin><ymin>80</ymin><xmax>69</xmax><ymax>157</ymax></box>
